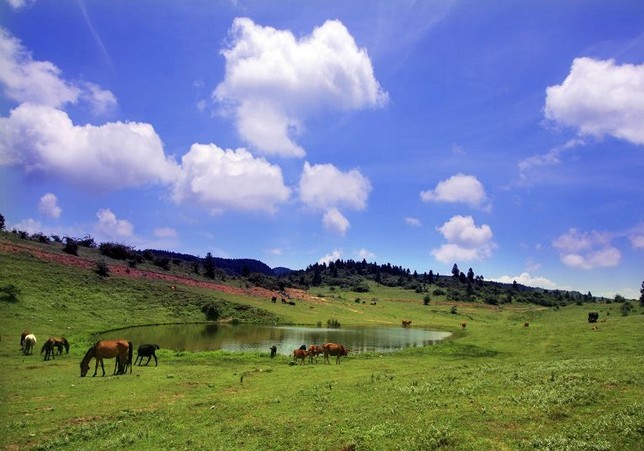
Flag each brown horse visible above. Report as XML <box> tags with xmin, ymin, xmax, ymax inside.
<box><xmin>80</xmin><ymin>340</ymin><xmax>132</xmax><ymax>377</ymax></box>
<box><xmin>293</xmin><ymin>348</ymin><xmax>308</xmax><ymax>364</ymax></box>
<box><xmin>307</xmin><ymin>345</ymin><xmax>324</xmax><ymax>363</ymax></box>
<box><xmin>41</xmin><ymin>337</ymin><xmax>70</xmax><ymax>361</ymax></box>
<box><xmin>323</xmin><ymin>342</ymin><xmax>349</xmax><ymax>364</ymax></box>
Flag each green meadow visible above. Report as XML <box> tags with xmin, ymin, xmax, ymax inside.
<box><xmin>1</xmin><ymin>240</ymin><xmax>643</xmax><ymax>450</ymax></box>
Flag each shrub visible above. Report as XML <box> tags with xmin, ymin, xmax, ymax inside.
<box><xmin>450</xmin><ymin>306</ymin><xmax>458</xmax><ymax>315</ymax></box>
<box><xmin>0</xmin><ymin>284</ymin><xmax>20</xmax><ymax>303</ymax></box>
<box><xmin>202</xmin><ymin>302</ymin><xmax>220</xmax><ymax>321</ymax></box>
<box><xmin>423</xmin><ymin>294</ymin><xmax>431</xmax><ymax>305</ymax></box>
<box><xmin>62</xmin><ymin>238</ymin><xmax>78</xmax><ymax>255</ymax></box>
<box><xmin>433</xmin><ymin>288</ymin><xmax>445</xmax><ymax>296</ymax></box>
<box><xmin>620</xmin><ymin>301</ymin><xmax>633</xmax><ymax>316</ymax></box>
<box><xmin>327</xmin><ymin>318</ymin><xmax>341</xmax><ymax>328</ymax></box>
<box><xmin>95</xmin><ymin>260</ymin><xmax>110</xmax><ymax>278</ymax></box>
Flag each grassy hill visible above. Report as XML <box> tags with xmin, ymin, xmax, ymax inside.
<box><xmin>1</xmin><ymin>234</ymin><xmax>643</xmax><ymax>450</ymax></box>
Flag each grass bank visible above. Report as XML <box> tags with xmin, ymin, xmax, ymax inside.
<box><xmin>1</xmin><ymin>241</ymin><xmax>642</xmax><ymax>450</ymax></box>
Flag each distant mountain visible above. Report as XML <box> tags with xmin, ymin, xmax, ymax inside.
<box><xmin>144</xmin><ymin>249</ymin><xmax>292</xmax><ymax>276</ymax></box>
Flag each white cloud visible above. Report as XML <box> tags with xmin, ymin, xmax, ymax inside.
<box><xmin>431</xmin><ymin>215</ymin><xmax>496</xmax><ymax>263</ymax></box>
<box><xmin>6</xmin><ymin>0</ymin><xmax>36</xmax><ymax>10</ymax></box>
<box><xmin>214</xmin><ymin>17</ymin><xmax>388</xmax><ymax>157</ymax></box>
<box><xmin>38</xmin><ymin>193</ymin><xmax>61</xmax><ymax>219</ymax></box>
<box><xmin>630</xmin><ymin>234</ymin><xmax>644</xmax><ymax>249</ymax></box>
<box><xmin>490</xmin><ymin>272</ymin><xmax>560</xmax><ymax>290</ymax></box>
<box><xmin>318</xmin><ymin>249</ymin><xmax>343</xmax><ymax>265</ymax></box>
<box><xmin>404</xmin><ymin>217</ymin><xmax>421</xmax><ymax>227</ymax></box>
<box><xmin>323</xmin><ymin>208</ymin><xmax>350</xmax><ymax>236</ymax></box>
<box><xmin>299</xmin><ymin>162</ymin><xmax>371</xmax><ymax>211</ymax></box>
<box><xmin>154</xmin><ymin>227</ymin><xmax>177</xmax><ymax>238</ymax></box>
<box><xmin>545</xmin><ymin>57</ymin><xmax>644</xmax><ymax>145</ymax></box>
<box><xmin>0</xmin><ymin>28</ymin><xmax>116</xmax><ymax>112</ymax></box>
<box><xmin>11</xmin><ymin>218</ymin><xmax>42</xmax><ymax>234</ymax></box>
<box><xmin>94</xmin><ymin>209</ymin><xmax>134</xmax><ymax>241</ymax></box>
<box><xmin>356</xmin><ymin>248</ymin><xmax>375</xmax><ymax>260</ymax></box>
<box><xmin>171</xmin><ymin>143</ymin><xmax>290</xmax><ymax>214</ymax></box>
<box><xmin>420</xmin><ymin>173</ymin><xmax>490</xmax><ymax>210</ymax></box>
<box><xmin>0</xmin><ymin>103</ymin><xmax>178</xmax><ymax>192</ymax></box>
<box><xmin>552</xmin><ymin>228</ymin><xmax>621</xmax><ymax>270</ymax></box>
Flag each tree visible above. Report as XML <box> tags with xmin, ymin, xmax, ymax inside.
<box><xmin>451</xmin><ymin>264</ymin><xmax>460</xmax><ymax>278</ymax></box>
<box><xmin>203</xmin><ymin>252</ymin><xmax>216</xmax><ymax>279</ymax></box>
<box><xmin>428</xmin><ymin>270</ymin><xmax>434</xmax><ymax>284</ymax></box>
<box><xmin>0</xmin><ymin>213</ymin><xmax>5</xmax><ymax>231</ymax></box>
<box><xmin>640</xmin><ymin>281</ymin><xmax>644</xmax><ymax>308</ymax></box>
<box><xmin>467</xmin><ymin>268</ymin><xmax>474</xmax><ymax>283</ymax></box>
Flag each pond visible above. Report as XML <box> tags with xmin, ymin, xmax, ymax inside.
<box><xmin>100</xmin><ymin>323</ymin><xmax>451</xmax><ymax>355</ymax></box>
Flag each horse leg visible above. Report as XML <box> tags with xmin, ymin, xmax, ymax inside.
<box><xmin>145</xmin><ymin>355</ymin><xmax>152</xmax><ymax>366</ymax></box>
<box><xmin>153</xmin><ymin>353</ymin><xmax>158</xmax><ymax>367</ymax></box>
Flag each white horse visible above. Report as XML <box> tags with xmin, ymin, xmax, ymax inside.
<box><xmin>22</xmin><ymin>333</ymin><xmax>37</xmax><ymax>355</ymax></box>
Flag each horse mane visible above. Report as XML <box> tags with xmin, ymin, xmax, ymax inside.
<box><xmin>81</xmin><ymin>341</ymin><xmax>99</xmax><ymax>364</ymax></box>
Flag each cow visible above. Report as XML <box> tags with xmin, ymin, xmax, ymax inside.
<box><xmin>308</xmin><ymin>345</ymin><xmax>324</xmax><ymax>363</ymax></box>
<box><xmin>293</xmin><ymin>348</ymin><xmax>308</xmax><ymax>364</ymax></box>
<box><xmin>588</xmin><ymin>312</ymin><xmax>599</xmax><ymax>323</ymax></box>
<box><xmin>323</xmin><ymin>342</ymin><xmax>349</xmax><ymax>364</ymax></box>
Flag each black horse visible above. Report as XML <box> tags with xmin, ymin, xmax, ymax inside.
<box><xmin>134</xmin><ymin>344</ymin><xmax>160</xmax><ymax>366</ymax></box>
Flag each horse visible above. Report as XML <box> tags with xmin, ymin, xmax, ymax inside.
<box><xmin>270</xmin><ymin>345</ymin><xmax>277</xmax><ymax>358</ymax></box>
<box><xmin>22</xmin><ymin>333</ymin><xmax>37</xmax><ymax>355</ymax></box>
<box><xmin>323</xmin><ymin>342</ymin><xmax>349</xmax><ymax>364</ymax></box>
<box><xmin>402</xmin><ymin>320</ymin><xmax>412</xmax><ymax>328</ymax></box>
<box><xmin>80</xmin><ymin>340</ymin><xmax>132</xmax><ymax>377</ymax></box>
<box><xmin>293</xmin><ymin>348</ymin><xmax>308</xmax><ymax>364</ymax></box>
<box><xmin>308</xmin><ymin>345</ymin><xmax>324</xmax><ymax>363</ymax></box>
<box><xmin>49</xmin><ymin>336</ymin><xmax>70</xmax><ymax>355</ymax></box>
<box><xmin>134</xmin><ymin>344</ymin><xmax>160</xmax><ymax>366</ymax></box>
<box><xmin>461</xmin><ymin>322</ymin><xmax>467</xmax><ymax>330</ymax></box>
<box><xmin>41</xmin><ymin>338</ymin><xmax>58</xmax><ymax>361</ymax></box>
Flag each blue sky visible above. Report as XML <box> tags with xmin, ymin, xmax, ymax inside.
<box><xmin>1</xmin><ymin>1</ymin><xmax>643</xmax><ymax>299</ymax></box>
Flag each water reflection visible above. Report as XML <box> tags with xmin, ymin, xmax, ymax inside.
<box><xmin>101</xmin><ymin>324</ymin><xmax>450</xmax><ymax>355</ymax></box>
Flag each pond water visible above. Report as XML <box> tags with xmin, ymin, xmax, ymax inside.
<box><xmin>100</xmin><ymin>324</ymin><xmax>451</xmax><ymax>355</ymax></box>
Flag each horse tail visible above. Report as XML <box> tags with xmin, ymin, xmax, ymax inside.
<box><xmin>128</xmin><ymin>341</ymin><xmax>133</xmax><ymax>373</ymax></box>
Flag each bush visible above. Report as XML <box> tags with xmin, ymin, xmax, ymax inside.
<box><xmin>620</xmin><ymin>301</ymin><xmax>633</xmax><ymax>316</ymax></box>
<box><xmin>423</xmin><ymin>294</ymin><xmax>431</xmax><ymax>305</ymax></box>
<box><xmin>433</xmin><ymin>288</ymin><xmax>445</xmax><ymax>296</ymax></box>
<box><xmin>202</xmin><ymin>302</ymin><xmax>220</xmax><ymax>321</ymax></box>
<box><xmin>327</xmin><ymin>318</ymin><xmax>341</xmax><ymax>328</ymax></box>
<box><xmin>0</xmin><ymin>284</ymin><xmax>20</xmax><ymax>303</ymax></box>
<box><xmin>99</xmin><ymin>242</ymin><xmax>134</xmax><ymax>261</ymax></box>
<box><xmin>95</xmin><ymin>260</ymin><xmax>110</xmax><ymax>278</ymax></box>
<box><xmin>62</xmin><ymin>238</ymin><xmax>78</xmax><ymax>255</ymax></box>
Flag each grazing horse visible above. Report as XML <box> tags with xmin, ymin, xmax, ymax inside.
<box><xmin>134</xmin><ymin>344</ymin><xmax>160</xmax><ymax>366</ymax></box>
<box><xmin>308</xmin><ymin>345</ymin><xmax>324</xmax><ymax>363</ymax></box>
<box><xmin>22</xmin><ymin>333</ymin><xmax>37</xmax><ymax>355</ymax></box>
<box><xmin>20</xmin><ymin>330</ymin><xmax>30</xmax><ymax>348</ymax></box>
<box><xmin>49</xmin><ymin>336</ymin><xmax>70</xmax><ymax>355</ymax></box>
<box><xmin>293</xmin><ymin>348</ymin><xmax>308</xmax><ymax>364</ymax></box>
<box><xmin>323</xmin><ymin>342</ymin><xmax>349</xmax><ymax>364</ymax></box>
<box><xmin>41</xmin><ymin>338</ymin><xmax>59</xmax><ymax>361</ymax></box>
<box><xmin>80</xmin><ymin>340</ymin><xmax>132</xmax><ymax>377</ymax></box>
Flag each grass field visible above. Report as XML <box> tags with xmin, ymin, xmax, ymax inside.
<box><xmin>1</xmin><ymin>239</ymin><xmax>643</xmax><ymax>450</ymax></box>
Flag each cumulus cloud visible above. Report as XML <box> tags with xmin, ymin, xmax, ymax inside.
<box><xmin>323</xmin><ymin>208</ymin><xmax>350</xmax><ymax>236</ymax></box>
<box><xmin>38</xmin><ymin>193</ymin><xmax>61</xmax><ymax>219</ymax></box>
<box><xmin>0</xmin><ymin>103</ymin><xmax>179</xmax><ymax>192</ymax></box>
<box><xmin>545</xmin><ymin>57</ymin><xmax>644</xmax><ymax>145</ymax></box>
<box><xmin>94</xmin><ymin>209</ymin><xmax>134</xmax><ymax>241</ymax></box>
<box><xmin>171</xmin><ymin>143</ymin><xmax>291</xmax><ymax>214</ymax></box>
<box><xmin>490</xmin><ymin>272</ymin><xmax>560</xmax><ymax>290</ymax></box>
<box><xmin>299</xmin><ymin>162</ymin><xmax>371</xmax><ymax>211</ymax></box>
<box><xmin>0</xmin><ymin>28</ymin><xmax>116</xmax><ymax>112</ymax></box>
<box><xmin>431</xmin><ymin>215</ymin><xmax>496</xmax><ymax>263</ymax></box>
<box><xmin>552</xmin><ymin>228</ymin><xmax>621</xmax><ymax>270</ymax></box>
<box><xmin>356</xmin><ymin>248</ymin><xmax>376</xmax><ymax>260</ymax></box>
<box><xmin>214</xmin><ymin>17</ymin><xmax>388</xmax><ymax>157</ymax></box>
<box><xmin>420</xmin><ymin>173</ymin><xmax>489</xmax><ymax>210</ymax></box>
<box><xmin>318</xmin><ymin>249</ymin><xmax>343</xmax><ymax>265</ymax></box>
